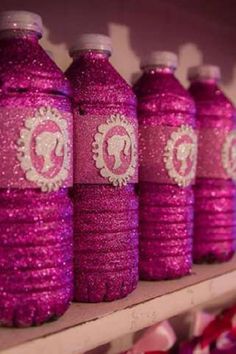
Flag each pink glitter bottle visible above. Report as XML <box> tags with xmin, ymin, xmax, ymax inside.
<box><xmin>66</xmin><ymin>34</ymin><xmax>138</xmax><ymax>302</ymax></box>
<box><xmin>188</xmin><ymin>65</ymin><xmax>236</xmax><ymax>263</ymax></box>
<box><xmin>0</xmin><ymin>11</ymin><xmax>73</xmax><ymax>326</ymax></box>
<box><xmin>134</xmin><ymin>51</ymin><xmax>197</xmax><ymax>280</ymax></box>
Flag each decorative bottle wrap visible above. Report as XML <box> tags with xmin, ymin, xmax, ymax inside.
<box><xmin>189</xmin><ymin>82</ymin><xmax>236</xmax><ymax>263</ymax></box>
<box><xmin>74</xmin><ymin>111</ymin><xmax>138</xmax><ymax>186</ymax></box>
<box><xmin>134</xmin><ymin>69</ymin><xmax>196</xmax><ymax>281</ymax></box>
<box><xmin>0</xmin><ymin>34</ymin><xmax>73</xmax><ymax>327</ymax></box>
<box><xmin>66</xmin><ymin>50</ymin><xmax>138</xmax><ymax>303</ymax></box>
<box><xmin>139</xmin><ymin>124</ymin><xmax>197</xmax><ymax>187</ymax></box>
<box><xmin>73</xmin><ymin>110</ymin><xmax>139</xmax><ymax>302</ymax></box>
<box><xmin>0</xmin><ymin>106</ymin><xmax>73</xmax><ymax>191</ymax></box>
<box><xmin>197</xmin><ymin>127</ymin><xmax>236</xmax><ymax>180</ymax></box>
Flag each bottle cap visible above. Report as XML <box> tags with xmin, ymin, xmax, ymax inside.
<box><xmin>188</xmin><ymin>65</ymin><xmax>221</xmax><ymax>81</ymax></box>
<box><xmin>70</xmin><ymin>33</ymin><xmax>112</xmax><ymax>55</ymax></box>
<box><xmin>0</xmin><ymin>11</ymin><xmax>43</xmax><ymax>37</ymax></box>
<box><xmin>141</xmin><ymin>51</ymin><xmax>178</xmax><ymax>69</ymax></box>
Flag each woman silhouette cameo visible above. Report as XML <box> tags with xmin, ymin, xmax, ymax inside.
<box><xmin>35</xmin><ymin>131</ymin><xmax>64</xmax><ymax>173</ymax></box>
<box><xmin>107</xmin><ymin>134</ymin><xmax>131</xmax><ymax>170</ymax></box>
<box><xmin>176</xmin><ymin>142</ymin><xmax>195</xmax><ymax>174</ymax></box>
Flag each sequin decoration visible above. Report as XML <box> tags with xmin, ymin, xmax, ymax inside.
<box><xmin>66</xmin><ymin>51</ymin><xmax>138</xmax><ymax>302</ymax></box>
<box><xmin>134</xmin><ymin>67</ymin><xmax>196</xmax><ymax>280</ymax></box>
<box><xmin>0</xmin><ymin>30</ymin><xmax>73</xmax><ymax>327</ymax></box>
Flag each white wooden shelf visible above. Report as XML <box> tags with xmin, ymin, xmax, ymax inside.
<box><xmin>0</xmin><ymin>256</ymin><xmax>236</xmax><ymax>354</ymax></box>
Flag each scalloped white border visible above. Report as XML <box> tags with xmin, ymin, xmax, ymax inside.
<box><xmin>17</xmin><ymin>106</ymin><xmax>70</xmax><ymax>192</ymax></box>
<box><xmin>92</xmin><ymin>114</ymin><xmax>137</xmax><ymax>187</ymax></box>
<box><xmin>163</xmin><ymin>124</ymin><xmax>197</xmax><ymax>187</ymax></box>
<box><xmin>222</xmin><ymin>130</ymin><xmax>236</xmax><ymax>180</ymax></box>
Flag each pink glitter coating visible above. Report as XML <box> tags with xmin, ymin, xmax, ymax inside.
<box><xmin>66</xmin><ymin>51</ymin><xmax>138</xmax><ymax>302</ymax></box>
<box><xmin>0</xmin><ymin>31</ymin><xmax>73</xmax><ymax>327</ymax></box>
<box><xmin>134</xmin><ymin>67</ymin><xmax>196</xmax><ymax>280</ymax></box>
<box><xmin>140</xmin><ymin>255</ymin><xmax>192</xmax><ymax>280</ymax></box>
<box><xmin>189</xmin><ymin>80</ymin><xmax>236</xmax><ymax>263</ymax></box>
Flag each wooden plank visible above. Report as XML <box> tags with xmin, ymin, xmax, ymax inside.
<box><xmin>1</xmin><ymin>257</ymin><xmax>236</xmax><ymax>354</ymax></box>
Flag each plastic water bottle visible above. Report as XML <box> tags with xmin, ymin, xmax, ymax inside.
<box><xmin>0</xmin><ymin>11</ymin><xmax>73</xmax><ymax>326</ymax></box>
<box><xmin>134</xmin><ymin>51</ymin><xmax>197</xmax><ymax>280</ymax></box>
<box><xmin>188</xmin><ymin>65</ymin><xmax>236</xmax><ymax>262</ymax></box>
<box><xmin>66</xmin><ymin>34</ymin><xmax>138</xmax><ymax>302</ymax></box>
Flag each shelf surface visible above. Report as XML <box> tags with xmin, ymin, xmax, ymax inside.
<box><xmin>1</xmin><ymin>257</ymin><xmax>236</xmax><ymax>354</ymax></box>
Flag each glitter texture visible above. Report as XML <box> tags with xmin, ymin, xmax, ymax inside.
<box><xmin>0</xmin><ymin>31</ymin><xmax>73</xmax><ymax>327</ymax></box>
<box><xmin>66</xmin><ymin>51</ymin><xmax>138</xmax><ymax>302</ymax></box>
<box><xmin>134</xmin><ymin>67</ymin><xmax>196</xmax><ymax>280</ymax></box>
<box><xmin>189</xmin><ymin>80</ymin><xmax>236</xmax><ymax>263</ymax></box>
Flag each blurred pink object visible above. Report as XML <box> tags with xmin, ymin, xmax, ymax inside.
<box><xmin>191</xmin><ymin>311</ymin><xmax>216</xmax><ymax>337</ymax></box>
<box><xmin>125</xmin><ymin>321</ymin><xmax>176</xmax><ymax>354</ymax></box>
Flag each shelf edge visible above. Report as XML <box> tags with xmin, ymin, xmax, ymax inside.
<box><xmin>2</xmin><ymin>269</ymin><xmax>236</xmax><ymax>354</ymax></box>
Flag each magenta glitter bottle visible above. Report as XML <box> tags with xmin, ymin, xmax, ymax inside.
<box><xmin>134</xmin><ymin>51</ymin><xmax>197</xmax><ymax>280</ymax></box>
<box><xmin>0</xmin><ymin>11</ymin><xmax>73</xmax><ymax>326</ymax></box>
<box><xmin>188</xmin><ymin>65</ymin><xmax>236</xmax><ymax>263</ymax></box>
<box><xmin>66</xmin><ymin>34</ymin><xmax>138</xmax><ymax>302</ymax></box>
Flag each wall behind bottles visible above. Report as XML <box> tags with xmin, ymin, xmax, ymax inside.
<box><xmin>1</xmin><ymin>0</ymin><xmax>236</xmax><ymax>103</ymax></box>
<box><xmin>1</xmin><ymin>1</ymin><xmax>236</xmax><ymax>353</ymax></box>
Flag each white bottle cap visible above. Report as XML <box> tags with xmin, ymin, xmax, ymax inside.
<box><xmin>0</xmin><ymin>11</ymin><xmax>43</xmax><ymax>37</ymax></box>
<box><xmin>188</xmin><ymin>65</ymin><xmax>221</xmax><ymax>81</ymax></box>
<box><xmin>70</xmin><ymin>33</ymin><xmax>112</xmax><ymax>55</ymax></box>
<box><xmin>141</xmin><ymin>51</ymin><xmax>178</xmax><ymax>70</ymax></box>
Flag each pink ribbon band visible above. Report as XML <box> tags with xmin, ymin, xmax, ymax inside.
<box><xmin>139</xmin><ymin>125</ymin><xmax>197</xmax><ymax>187</ymax></box>
<box><xmin>197</xmin><ymin>128</ymin><xmax>236</xmax><ymax>180</ymax></box>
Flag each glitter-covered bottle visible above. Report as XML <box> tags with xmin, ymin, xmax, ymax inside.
<box><xmin>188</xmin><ymin>65</ymin><xmax>236</xmax><ymax>263</ymax></box>
<box><xmin>134</xmin><ymin>51</ymin><xmax>197</xmax><ymax>280</ymax></box>
<box><xmin>66</xmin><ymin>34</ymin><xmax>138</xmax><ymax>302</ymax></box>
<box><xmin>0</xmin><ymin>11</ymin><xmax>73</xmax><ymax>326</ymax></box>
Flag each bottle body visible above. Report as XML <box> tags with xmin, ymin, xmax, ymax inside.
<box><xmin>66</xmin><ymin>51</ymin><xmax>138</xmax><ymax>302</ymax></box>
<box><xmin>189</xmin><ymin>80</ymin><xmax>236</xmax><ymax>263</ymax></box>
<box><xmin>134</xmin><ymin>68</ymin><xmax>196</xmax><ymax>280</ymax></box>
<box><xmin>0</xmin><ymin>33</ymin><xmax>73</xmax><ymax>326</ymax></box>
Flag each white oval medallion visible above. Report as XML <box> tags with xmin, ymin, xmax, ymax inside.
<box><xmin>17</xmin><ymin>106</ymin><xmax>70</xmax><ymax>192</ymax></box>
<box><xmin>92</xmin><ymin>114</ymin><xmax>137</xmax><ymax>187</ymax></box>
<box><xmin>164</xmin><ymin>124</ymin><xmax>197</xmax><ymax>187</ymax></box>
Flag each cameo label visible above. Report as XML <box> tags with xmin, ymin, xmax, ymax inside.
<box><xmin>222</xmin><ymin>130</ymin><xmax>236</xmax><ymax>180</ymax></box>
<box><xmin>92</xmin><ymin>114</ymin><xmax>137</xmax><ymax>187</ymax></box>
<box><xmin>17</xmin><ymin>106</ymin><xmax>70</xmax><ymax>192</ymax></box>
<box><xmin>164</xmin><ymin>125</ymin><xmax>197</xmax><ymax>187</ymax></box>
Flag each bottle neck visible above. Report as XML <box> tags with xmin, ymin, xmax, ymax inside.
<box><xmin>190</xmin><ymin>78</ymin><xmax>219</xmax><ymax>85</ymax></box>
<box><xmin>0</xmin><ymin>29</ymin><xmax>40</xmax><ymax>41</ymax></box>
<box><xmin>71</xmin><ymin>49</ymin><xmax>110</xmax><ymax>61</ymax></box>
<box><xmin>143</xmin><ymin>65</ymin><xmax>175</xmax><ymax>74</ymax></box>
